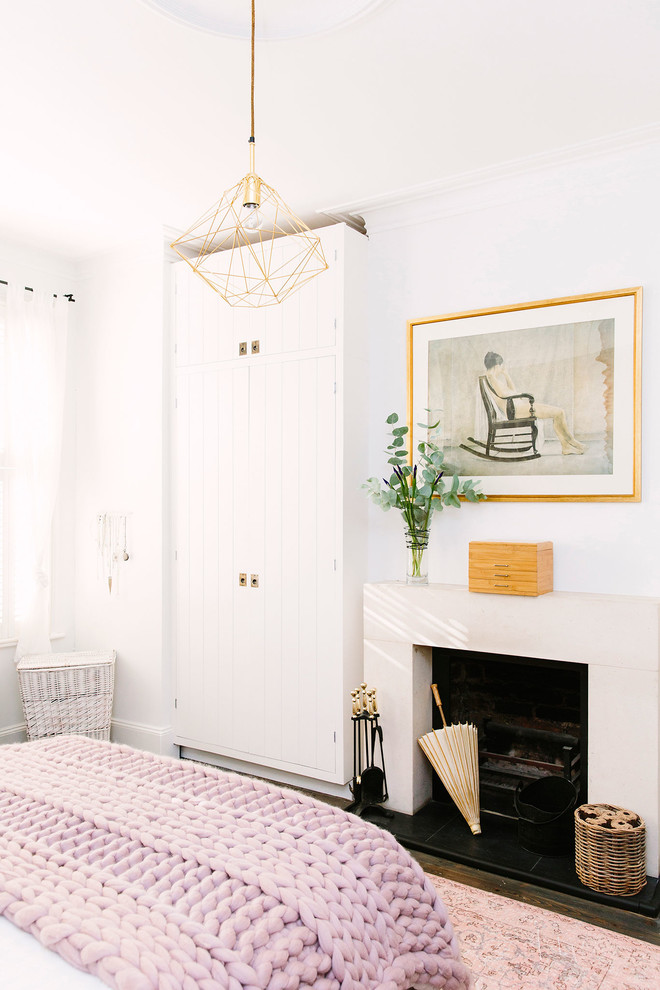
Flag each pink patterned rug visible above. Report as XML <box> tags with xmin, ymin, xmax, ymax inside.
<box><xmin>427</xmin><ymin>874</ymin><xmax>660</xmax><ymax>989</ymax></box>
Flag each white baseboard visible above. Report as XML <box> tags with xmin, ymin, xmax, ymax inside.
<box><xmin>0</xmin><ymin>723</ymin><xmax>26</xmax><ymax>745</ymax></box>
<box><xmin>110</xmin><ymin>719</ymin><xmax>179</xmax><ymax>758</ymax></box>
<box><xmin>0</xmin><ymin>721</ymin><xmax>179</xmax><ymax>756</ymax></box>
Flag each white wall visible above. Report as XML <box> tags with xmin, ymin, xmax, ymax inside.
<box><xmin>361</xmin><ymin>135</ymin><xmax>660</xmax><ymax>597</ymax></box>
<box><xmin>0</xmin><ymin>238</ymin><xmax>77</xmax><ymax>742</ymax></box>
<box><xmin>72</xmin><ymin>233</ymin><xmax>174</xmax><ymax>753</ymax></box>
<box><xmin>0</xmin><ymin>231</ymin><xmax>174</xmax><ymax>751</ymax></box>
<box><xmin>5</xmin><ymin>133</ymin><xmax>660</xmax><ymax>758</ymax></box>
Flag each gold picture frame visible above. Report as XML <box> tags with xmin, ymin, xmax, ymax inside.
<box><xmin>407</xmin><ymin>287</ymin><xmax>642</xmax><ymax>502</ymax></box>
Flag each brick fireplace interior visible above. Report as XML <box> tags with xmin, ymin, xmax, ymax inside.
<box><xmin>432</xmin><ymin>647</ymin><xmax>588</xmax><ymax>818</ymax></box>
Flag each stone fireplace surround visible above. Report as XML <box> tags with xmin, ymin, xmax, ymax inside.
<box><xmin>364</xmin><ymin>583</ymin><xmax>660</xmax><ymax>876</ymax></box>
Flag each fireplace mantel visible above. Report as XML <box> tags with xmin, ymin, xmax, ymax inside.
<box><xmin>364</xmin><ymin>582</ymin><xmax>660</xmax><ymax>875</ymax></box>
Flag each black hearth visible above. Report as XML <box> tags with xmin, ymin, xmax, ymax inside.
<box><xmin>363</xmin><ymin>647</ymin><xmax>660</xmax><ymax>917</ymax></box>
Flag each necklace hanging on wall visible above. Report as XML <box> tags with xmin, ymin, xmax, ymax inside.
<box><xmin>97</xmin><ymin>513</ymin><xmax>130</xmax><ymax>595</ymax></box>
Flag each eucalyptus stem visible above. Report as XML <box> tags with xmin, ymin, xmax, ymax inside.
<box><xmin>409</xmin><ymin>544</ymin><xmax>425</xmax><ymax>578</ymax></box>
<box><xmin>362</xmin><ymin>413</ymin><xmax>486</xmax><ymax>568</ymax></box>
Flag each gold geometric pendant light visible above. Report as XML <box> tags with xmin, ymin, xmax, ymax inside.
<box><xmin>171</xmin><ymin>0</ymin><xmax>327</xmax><ymax>307</ymax></box>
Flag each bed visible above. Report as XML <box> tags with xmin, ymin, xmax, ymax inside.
<box><xmin>0</xmin><ymin>736</ymin><xmax>471</xmax><ymax>990</ymax></box>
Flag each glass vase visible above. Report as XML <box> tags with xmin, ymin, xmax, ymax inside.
<box><xmin>404</xmin><ymin>525</ymin><xmax>431</xmax><ymax>585</ymax></box>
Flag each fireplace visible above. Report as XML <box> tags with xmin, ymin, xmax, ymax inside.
<box><xmin>432</xmin><ymin>647</ymin><xmax>587</xmax><ymax>817</ymax></box>
<box><xmin>363</xmin><ymin>582</ymin><xmax>660</xmax><ymax>886</ymax></box>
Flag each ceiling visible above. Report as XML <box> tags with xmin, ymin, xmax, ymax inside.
<box><xmin>138</xmin><ymin>0</ymin><xmax>393</xmax><ymax>40</ymax></box>
<box><xmin>1</xmin><ymin>0</ymin><xmax>660</xmax><ymax>260</ymax></box>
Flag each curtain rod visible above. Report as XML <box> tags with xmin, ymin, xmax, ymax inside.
<box><xmin>0</xmin><ymin>278</ymin><xmax>75</xmax><ymax>302</ymax></box>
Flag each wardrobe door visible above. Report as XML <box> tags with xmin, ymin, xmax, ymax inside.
<box><xmin>260</xmin><ymin>355</ymin><xmax>338</xmax><ymax>773</ymax></box>
<box><xmin>230</xmin><ymin>355</ymin><xmax>338</xmax><ymax>771</ymax></box>
<box><xmin>175</xmin><ymin>363</ymin><xmax>247</xmax><ymax>750</ymax></box>
<box><xmin>230</xmin><ymin>359</ymin><xmax>266</xmax><ymax>758</ymax></box>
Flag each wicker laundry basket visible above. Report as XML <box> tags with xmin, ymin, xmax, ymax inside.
<box><xmin>17</xmin><ymin>650</ymin><xmax>116</xmax><ymax>741</ymax></box>
<box><xmin>574</xmin><ymin>803</ymin><xmax>646</xmax><ymax>896</ymax></box>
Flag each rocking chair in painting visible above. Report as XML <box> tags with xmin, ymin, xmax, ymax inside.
<box><xmin>460</xmin><ymin>375</ymin><xmax>541</xmax><ymax>462</ymax></box>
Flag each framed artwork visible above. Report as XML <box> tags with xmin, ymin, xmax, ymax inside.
<box><xmin>407</xmin><ymin>288</ymin><xmax>642</xmax><ymax>501</ymax></box>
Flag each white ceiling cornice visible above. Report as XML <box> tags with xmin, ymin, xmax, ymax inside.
<box><xmin>323</xmin><ymin>122</ymin><xmax>660</xmax><ymax>234</ymax></box>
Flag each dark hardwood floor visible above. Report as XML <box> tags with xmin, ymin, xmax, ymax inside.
<box><xmin>412</xmin><ymin>846</ymin><xmax>660</xmax><ymax>946</ymax></box>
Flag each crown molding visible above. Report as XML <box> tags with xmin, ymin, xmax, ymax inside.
<box><xmin>323</xmin><ymin>122</ymin><xmax>660</xmax><ymax>234</ymax></box>
<box><xmin>316</xmin><ymin>210</ymin><xmax>367</xmax><ymax>236</ymax></box>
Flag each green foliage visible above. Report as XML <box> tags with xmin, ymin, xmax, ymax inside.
<box><xmin>362</xmin><ymin>413</ymin><xmax>486</xmax><ymax>534</ymax></box>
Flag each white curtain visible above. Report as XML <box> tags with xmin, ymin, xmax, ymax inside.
<box><xmin>6</xmin><ymin>284</ymin><xmax>68</xmax><ymax>659</ymax></box>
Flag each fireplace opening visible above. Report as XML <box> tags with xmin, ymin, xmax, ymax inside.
<box><xmin>432</xmin><ymin>648</ymin><xmax>588</xmax><ymax>819</ymax></box>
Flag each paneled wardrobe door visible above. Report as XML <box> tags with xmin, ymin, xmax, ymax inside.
<box><xmin>258</xmin><ymin>354</ymin><xmax>338</xmax><ymax>773</ymax></box>
<box><xmin>223</xmin><ymin>354</ymin><xmax>338</xmax><ymax>772</ymax></box>
<box><xmin>174</xmin><ymin>362</ymin><xmax>245</xmax><ymax>751</ymax></box>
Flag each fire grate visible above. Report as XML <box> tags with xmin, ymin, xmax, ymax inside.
<box><xmin>479</xmin><ymin>719</ymin><xmax>581</xmax><ymax>817</ymax></box>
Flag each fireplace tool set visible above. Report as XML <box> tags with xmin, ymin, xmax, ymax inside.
<box><xmin>345</xmin><ymin>682</ymin><xmax>392</xmax><ymax>819</ymax></box>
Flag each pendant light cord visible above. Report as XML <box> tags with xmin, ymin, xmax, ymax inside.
<box><xmin>250</xmin><ymin>0</ymin><xmax>255</xmax><ymax>141</ymax></box>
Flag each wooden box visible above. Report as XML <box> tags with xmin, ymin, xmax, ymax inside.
<box><xmin>469</xmin><ymin>541</ymin><xmax>553</xmax><ymax>597</ymax></box>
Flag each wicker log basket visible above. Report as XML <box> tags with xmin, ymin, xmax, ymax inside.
<box><xmin>574</xmin><ymin>803</ymin><xmax>646</xmax><ymax>896</ymax></box>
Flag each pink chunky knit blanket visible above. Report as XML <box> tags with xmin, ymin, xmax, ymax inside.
<box><xmin>0</xmin><ymin>737</ymin><xmax>471</xmax><ymax>990</ymax></box>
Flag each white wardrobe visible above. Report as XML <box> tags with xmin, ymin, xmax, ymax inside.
<box><xmin>172</xmin><ymin>223</ymin><xmax>368</xmax><ymax>786</ymax></box>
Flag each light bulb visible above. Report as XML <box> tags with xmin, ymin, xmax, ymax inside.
<box><xmin>244</xmin><ymin>209</ymin><xmax>263</xmax><ymax>231</ymax></box>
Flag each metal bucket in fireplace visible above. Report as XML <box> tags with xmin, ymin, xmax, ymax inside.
<box><xmin>514</xmin><ymin>775</ymin><xmax>578</xmax><ymax>856</ymax></box>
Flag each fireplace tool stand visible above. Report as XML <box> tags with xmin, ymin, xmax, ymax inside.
<box><xmin>345</xmin><ymin>683</ymin><xmax>393</xmax><ymax>820</ymax></box>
